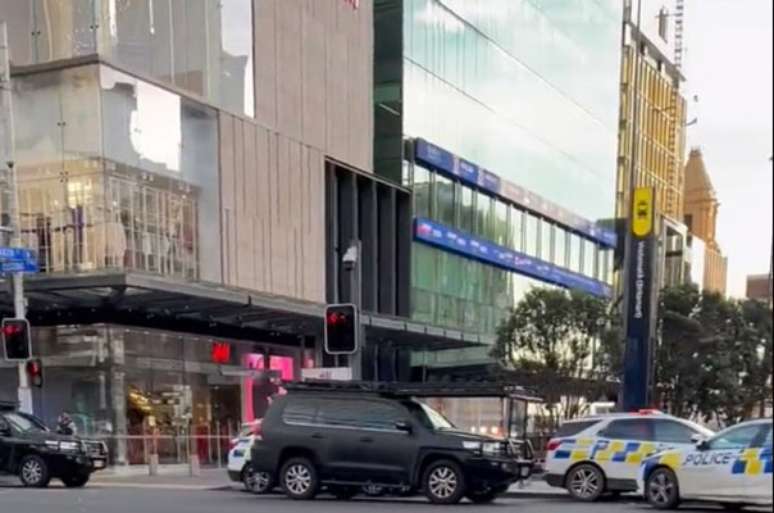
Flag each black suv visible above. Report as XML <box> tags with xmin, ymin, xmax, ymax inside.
<box><xmin>251</xmin><ymin>382</ymin><xmax>534</xmax><ymax>504</ymax></box>
<box><xmin>0</xmin><ymin>402</ymin><xmax>108</xmax><ymax>488</ymax></box>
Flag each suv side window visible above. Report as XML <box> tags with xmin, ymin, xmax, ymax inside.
<box><xmin>317</xmin><ymin>399</ymin><xmax>402</xmax><ymax>431</ymax></box>
<box><xmin>653</xmin><ymin>420</ymin><xmax>699</xmax><ymax>444</ymax></box>
<box><xmin>282</xmin><ymin>398</ymin><xmax>317</xmax><ymax>425</ymax></box>
<box><xmin>603</xmin><ymin>419</ymin><xmax>654</xmax><ymax>441</ymax></box>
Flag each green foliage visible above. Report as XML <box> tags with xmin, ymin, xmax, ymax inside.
<box><xmin>492</xmin><ymin>288</ymin><xmax>616</xmax><ymax>427</ymax></box>
<box><xmin>493</xmin><ymin>283</ymin><xmax>773</xmax><ymax>429</ymax></box>
<box><xmin>655</xmin><ymin>285</ymin><xmax>771</xmax><ymax>427</ymax></box>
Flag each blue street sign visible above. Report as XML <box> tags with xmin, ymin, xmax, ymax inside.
<box><xmin>0</xmin><ymin>247</ymin><xmax>39</xmax><ymax>274</ymax></box>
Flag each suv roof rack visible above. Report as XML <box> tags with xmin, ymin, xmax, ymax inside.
<box><xmin>285</xmin><ymin>380</ymin><xmax>542</xmax><ymax>402</ymax></box>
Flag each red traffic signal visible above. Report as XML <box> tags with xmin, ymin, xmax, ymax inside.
<box><xmin>26</xmin><ymin>359</ymin><xmax>43</xmax><ymax>388</ymax></box>
<box><xmin>324</xmin><ymin>304</ymin><xmax>359</xmax><ymax>355</ymax></box>
<box><xmin>2</xmin><ymin>318</ymin><xmax>31</xmax><ymax>362</ymax></box>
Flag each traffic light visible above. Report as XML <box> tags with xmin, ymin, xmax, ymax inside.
<box><xmin>25</xmin><ymin>359</ymin><xmax>43</xmax><ymax>388</ymax></box>
<box><xmin>324</xmin><ymin>304</ymin><xmax>359</xmax><ymax>355</ymax></box>
<box><xmin>2</xmin><ymin>318</ymin><xmax>31</xmax><ymax>361</ymax></box>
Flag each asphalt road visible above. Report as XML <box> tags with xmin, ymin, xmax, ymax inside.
<box><xmin>0</xmin><ymin>485</ymin><xmax>765</xmax><ymax>513</ymax></box>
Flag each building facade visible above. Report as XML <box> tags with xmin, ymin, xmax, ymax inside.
<box><xmin>617</xmin><ymin>0</ymin><xmax>687</xmax><ymax>222</ymax></box>
<box><xmin>746</xmin><ymin>274</ymin><xmax>771</xmax><ymax>304</ymax></box>
<box><xmin>374</xmin><ymin>0</ymin><xmax>623</xmax><ymax>367</ymax></box>
<box><xmin>0</xmin><ymin>0</ymin><xmax>376</xmax><ymax>465</ymax></box>
<box><xmin>683</xmin><ymin>148</ymin><xmax>727</xmax><ymax>295</ymax></box>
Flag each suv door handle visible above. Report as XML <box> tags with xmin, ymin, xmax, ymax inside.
<box><xmin>360</xmin><ymin>436</ymin><xmax>374</xmax><ymax>443</ymax></box>
<box><xmin>311</xmin><ymin>433</ymin><xmax>325</xmax><ymax>440</ymax></box>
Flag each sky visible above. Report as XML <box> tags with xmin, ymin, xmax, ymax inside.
<box><xmin>683</xmin><ymin>0</ymin><xmax>773</xmax><ymax>298</ymax></box>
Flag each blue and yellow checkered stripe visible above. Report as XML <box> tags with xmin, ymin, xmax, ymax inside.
<box><xmin>731</xmin><ymin>447</ymin><xmax>773</xmax><ymax>476</ymax></box>
<box><xmin>552</xmin><ymin>439</ymin><xmax>658</xmax><ymax>465</ymax></box>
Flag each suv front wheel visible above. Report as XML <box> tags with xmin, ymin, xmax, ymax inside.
<box><xmin>19</xmin><ymin>455</ymin><xmax>51</xmax><ymax>488</ymax></box>
<box><xmin>280</xmin><ymin>457</ymin><xmax>318</xmax><ymax>500</ymax></box>
<box><xmin>423</xmin><ymin>459</ymin><xmax>466</xmax><ymax>504</ymax></box>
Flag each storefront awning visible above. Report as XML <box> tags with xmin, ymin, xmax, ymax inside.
<box><xmin>0</xmin><ymin>272</ymin><xmax>492</xmax><ymax>350</ymax></box>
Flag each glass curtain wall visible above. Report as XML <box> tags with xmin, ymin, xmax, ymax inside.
<box><xmin>410</xmin><ymin>161</ymin><xmax>611</xmax><ymax>333</ymax></box>
<box><xmin>12</xmin><ymin>64</ymin><xmax>220</xmax><ymax>282</ymax></box>
<box><xmin>0</xmin><ymin>0</ymin><xmax>254</xmax><ymax>117</ymax></box>
<box><xmin>402</xmin><ymin>0</ymin><xmax>621</xmax><ymax>223</ymax></box>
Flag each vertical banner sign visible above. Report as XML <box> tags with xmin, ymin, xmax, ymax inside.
<box><xmin>623</xmin><ymin>187</ymin><xmax>656</xmax><ymax>412</ymax></box>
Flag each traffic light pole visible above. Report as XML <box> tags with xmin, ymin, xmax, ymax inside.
<box><xmin>348</xmin><ymin>240</ymin><xmax>363</xmax><ymax>381</ymax></box>
<box><xmin>1</xmin><ymin>23</ymin><xmax>32</xmax><ymax>414</ymax></box>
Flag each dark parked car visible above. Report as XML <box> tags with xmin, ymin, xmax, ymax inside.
<box><xmin>0</xmin><ymin>401</ymin><xmax>108</xmax><ymax>488</ymax></box>
<box><xmin>251</xmin><ymin>381</ymin><xmax>536</xmax><ymax>504</ymax></box>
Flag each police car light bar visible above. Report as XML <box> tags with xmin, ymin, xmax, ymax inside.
<box><xmin>637</xmin><ymin>409</ymin><xmax>663</xmax><ymax>415</ymax></box>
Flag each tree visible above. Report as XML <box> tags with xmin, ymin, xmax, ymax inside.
<box><xmin>654</xmin><ymin>285</ymin><xmax>773</xmax><ymax>427</ymax></box>
<box><xmin>492</xmin><ymin>288</ymin><xmax>615</xmax><ymax>430</ymax></box>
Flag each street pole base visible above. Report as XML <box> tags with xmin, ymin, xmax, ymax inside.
<box><xmin>148</xmin><ymin>454</ymin><xmax>159</xmax><ymax>476</ymax></box>
<box><xmin>189</xmin><ymin>455</ymin><xmax>201</xmax><ymax>477</ymax></box>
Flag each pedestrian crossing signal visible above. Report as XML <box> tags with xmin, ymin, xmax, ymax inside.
<box><xmin>324</xmin><ymin>304</ymin><xmax>359</xmax><ymax>355</ymax></box>
<box><xmin>2</xmin><ymin>318</ymin><xmax>31</xmax><ymax>362</ymax></box>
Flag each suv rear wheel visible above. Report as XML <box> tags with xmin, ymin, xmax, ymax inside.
<box><xmin>566</xmin><ymin>464</ymin><xmax>605</xmax><ymax>502</ymax></box>
<box><xmin>19</xmin><ymin>455</ymin><xmax>51</xmax><ymax>488</ymax></box>
<box><xmin>423</xmin><ymin>459</ymin><xmax>466</xmax><ymax>505</ymax></box>
<box><xmin>280</xmin><ymin>457</ymin><xmax>318</xmax><ymax>500</ymax></box>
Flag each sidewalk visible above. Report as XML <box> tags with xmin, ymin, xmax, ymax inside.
<box><xmin>91</xmin><ymin>467</ymin><xmax>235</xmax><ymax>491</ymax></box>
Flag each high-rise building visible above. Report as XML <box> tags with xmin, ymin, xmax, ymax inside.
<box><xmin>683</xmin><ymin>148</ymin><xmax>728</xmax><ymax>295</ymax></box>
<box><xmin>617</xmin><ymin>0</ymin><xmax>687</xmax><ymax>223</ymax></box>
<box><xmin>0</xmin><ymin>0</ymin><xmax>398</xmax><ymax>464</ymax></box>
<box><xmin>374</xmin><ymin>0</ymin><xmax>623</xmax><ymax>369</ymax></box>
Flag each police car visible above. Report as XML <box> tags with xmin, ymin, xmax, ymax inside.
<box><xmin>227</xmin><ymin>421</ymin><xmax>273</xmax><ymax>494</ymax></box>
<box><xmin>544</xmin><ymin>410</ymin><xmax>713</xmax><ymax>501</ymax></box>
<box><xmin>640</xmin><ymin>418</ymin><xmax>772</xmax><ymax>510</ymax></box>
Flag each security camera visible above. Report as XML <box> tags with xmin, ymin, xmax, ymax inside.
<box><xmin>342</xmin><ymin>245</ymin><xmax>358</xmax><ymax>272</ymax></box>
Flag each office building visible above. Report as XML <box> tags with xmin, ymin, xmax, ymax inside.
<box><xmin>746</xmin><ymin>274</ymin><xmax>771</xmax><ymax>304</ymax></box>
<box><xmin>374</xmin><ymin>0</ymin><xmax>622</xmax><ymax>369</ymax></box>
<box><xmin>617</xmin><ymin>0</ymin><xmax>687</xmax><ymax>222</ymax></box>
<box><xmin>0</xmin><ymin>0</ymin><xmax>398</xmax><ymax>465</ymax></box>
<box><xmin>683</xmin><ymin>148</ymin><xmax>728</xmax><ymax>295</ymax></box>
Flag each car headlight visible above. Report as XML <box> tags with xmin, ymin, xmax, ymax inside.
<box><xmin>462</xmin><ymin>441</ymin><xmax>482</xmax><ymax>452</ymax></box>
<box><xmin>481</xmin><ymin>442</ymin><xmax>502</xmax><ymax>456</ymax></box>
<box><xmin>59</xmin><ymin>441</ymin><xmax>81</xmax><ymax>452</ymax></box>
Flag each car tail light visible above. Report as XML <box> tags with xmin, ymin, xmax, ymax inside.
<box><xmin>546</xmin><ymin>439</ymin><xmax>562</xmax><ymax>452</ymax></box>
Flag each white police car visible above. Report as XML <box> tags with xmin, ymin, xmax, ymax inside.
<box><xmin>640</xmin><ymin>418</ymin><xmax>772</xmax><ymax>510</ymax></box>
<box><xmin>226</xmin><ymin>421</ymin><xmax>272</xmax><ymax>494</ymax></box>
<box><xmin>544</xmin><ymin>410</ymin><xmax>713</xmax><ymax>502</ymax></box>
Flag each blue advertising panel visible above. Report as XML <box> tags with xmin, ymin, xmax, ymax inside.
<box><xmin>414</xmin><ymin>218</ymin><xmax>612</xmax><ymax>298</ymax></box>
<box><xmin>0</xmin><ymin>247</ymin><xmax>39</xmax><ymax>274</ymax></box>
<box><xmin>413</xmin><ymin>138</ymin><xmax>617</xmax><ymax>249</ymax></box>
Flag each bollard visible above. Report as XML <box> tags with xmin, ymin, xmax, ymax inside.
<box><xmin>189</xmin><ymin>454</ymin><xmax>201</xmax><ymax>477</ymax></box>
<box><xmin>148</xmin><ymin>453</ymin><xmax>159</xmax><ymax>476</ymax></box>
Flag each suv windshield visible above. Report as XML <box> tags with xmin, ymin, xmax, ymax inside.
<box><xmin>403</xmin><ymin>401</ymin><xmax>455</xmax><ymax>431</ymax></box>
<box><xmin>3</xmin><ymin>412</ymin><xmax>48</xmax><ymax>434</ymax></box>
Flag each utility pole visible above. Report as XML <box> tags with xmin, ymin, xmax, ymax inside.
<box><xmin>0</xmin><ymin>22</ymin><xmax>32</xmax><ymax>414</ymax></box>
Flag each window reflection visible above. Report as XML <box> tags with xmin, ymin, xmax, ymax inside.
<box><xmin>0</xmin><ymin>0</ymin><xmax>256</xmax><ymax>116</ymax></box>
<box><xmin>540</xmin><ymin>220</ymin><xmax>553</xmax><ymax>263</ymax></box>
<box><xmin>434</xmin><ymin>174</ymin><xmax>455</xmax><ymax>226</ymax></box>
<box><xmin>414</xmin><ymin>166</ymin><xmax>431</xmax><ymax>218</ymax></box>
<box><xmin>13</xmin><ymin>64</ymin><xmax>219</xmax><ymax>282</ymax></box>
<box><xmin>510</xmin><ymin>207</ymin><xmax>523</xmax><ymax>252</ymax></box>
<box><xmin>524</xmin><ymin>214</ymin><xmax>538</xmax><ymax>257</ymax></box>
